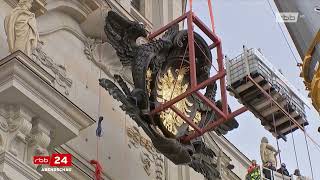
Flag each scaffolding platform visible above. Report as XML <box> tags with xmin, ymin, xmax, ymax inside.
<box><xmin>226</xmin><ymin>48</ymin><xmax>308</xmax><ymax>138</ymax></box>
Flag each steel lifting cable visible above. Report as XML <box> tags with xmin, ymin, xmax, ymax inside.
<box><xmin>169</xmin><ymin>44</ymin><xmax>189</xmax><ymax>101</ymax></box>
<box><xmin>248</xmin><ymin>74</ymin><xmax>320</xmax><ymax>152</ymax></box>
<box><xmin>303</xmin><ymin>124</ymin><xmax>315</xmax><ymax>180</ymax></box>
<box><xmin>286</xmin><ymin>100</ymin><xmax>300</xmax><ymax>171</ymax></box>
<box><xmin>269</xmin><ymin>87</ymin><xmax>284</xmax><ymax>180</ymax></box>
<box><xmin>288</xmin><ymin>111</ymin><xmax>300</xmax><ymax>170</ymax></box>
<box><xmin>265</xmin><ymin>0</ymin><xmax>302</xmax><ymax>67</ymax></box>
<box><xmin>194</xmin><ymin>40</ymin><xmax>218</xmax><ymax>72</ymax></box>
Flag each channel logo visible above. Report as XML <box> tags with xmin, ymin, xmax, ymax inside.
<box><xmin>33</xmin><ymin>154</ymin><xmax>72</xmax><ymax>168</ymax></box>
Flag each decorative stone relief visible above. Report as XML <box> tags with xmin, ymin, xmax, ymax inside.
<box><xmin>4</xmin><ymin>0</ymin><xmax>39</xmax><ymax>56</ymax></box>
<box><xmin>0</xmin><ymin>104</ymin><xmax>52</xmax><ymax>170</ymax></box>
<box><xmin>27</xmin><ymin>118</ymin><xmax>51</xmax><ymax>169</ymax></box>
<box><xmin>31</xmin><ymin>45</ymin><xmax>73</xmax><ymax>95</ymax></box>
<box><xmin>127</xmin><ymin>126</ymin><xmax>164</xmax><ymax>179</ymax></box>
<box><xmin>0</xmin><ymin>104</ymin><xmax>33</xmax><ymax>160</ymax></box>
<box><xmin>84</xmin><ymin>37</ymin><xmax>134</xmax><ymax>85</ymax></box>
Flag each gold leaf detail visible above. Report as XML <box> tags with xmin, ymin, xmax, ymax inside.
<box><xmin>156</xmin><ymin>67</ymin><xmax>199</xmax><ymax>135</ymax></box>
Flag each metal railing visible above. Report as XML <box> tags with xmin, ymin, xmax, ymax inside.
<box><xmin>246</xmin><ymin>167</ymin><xmax>292</xmax><ymax>180</ymax></box>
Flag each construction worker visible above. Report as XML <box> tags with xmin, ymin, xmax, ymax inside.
<box><xmin>277</xmin><ymin>163</ymin><xmax>290</xmax><ymax>176</ymax></box>
<box><xmin>247</xmin><ymin>160</ymin><xmax>258</xmax><ymax>173</ymax></box>
<box><xmin>246</xmin><ymin>160</ymin><xmax>261</xmax><ymax>180</ymax></box>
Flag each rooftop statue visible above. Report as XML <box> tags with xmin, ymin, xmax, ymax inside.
<box><xmin>260</xmin><ymin>137</ymin><xmax>279</xmax><ymax>168</ymax></box>
<box><xmin>4</xmin><ymin>0</ymin><xmax>39</xmax><ymax>56</ymax></box>
<box><xmin>100</xmin><ymin>11</ymin><xmax>239</xmax><ymax>180</ymax></box>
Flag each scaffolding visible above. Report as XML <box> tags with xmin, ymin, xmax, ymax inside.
<box><xmin>226</xmin><ymin>47</ymin><xmax>308</xmax><ymax>139</ymax></box>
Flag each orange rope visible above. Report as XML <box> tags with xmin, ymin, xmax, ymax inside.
<box><xmin>189</xmin><ymin>0</ymin><xmax>193</xmax><ymax>11</ymax></box>
<box><xmin>207</xmin><ymin>0</ymin><xmax>215</xmax><ymax>33</ymax></box>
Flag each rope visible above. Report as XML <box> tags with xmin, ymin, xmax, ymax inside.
<box><xmin>96</xmin><ymin>4</ymin><xmax>104</xmax><ymax>162</ymax></box>
<box><xmin>303</xmin><ymin>125</ymin><xmax>315</xmax><ymax>180</ymax></box>
<box><xmin>266</xmin><ymin>0</ymin><xmax>302</xmax><ymax>67</ymax></box>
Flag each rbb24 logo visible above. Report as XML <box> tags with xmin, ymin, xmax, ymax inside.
<box><xmin>33</xmin><ymin>154</ymin><xmax>72</xmax><ymax>167</ymax></box>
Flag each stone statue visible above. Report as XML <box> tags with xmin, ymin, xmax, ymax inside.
<box><xmin>260</xmin><ymin>137</ymin><xmax>279</xmax><ymax>168</ymax></box>
<box><xmin>4</xmin><ymin>0</ymin><xmax>39</xmax><ymax>56</ymax></box>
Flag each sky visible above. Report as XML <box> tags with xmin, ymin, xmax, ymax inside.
<box><xmin>192</xmin><ymin>0</ymin><xmax>320</xmax><ymax>178</ymax></box>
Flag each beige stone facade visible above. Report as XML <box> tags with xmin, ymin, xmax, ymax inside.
<box><xmin>0</xmin><ymin>0</ymin><xmax>251</xmax><ymax>179</ymax></box>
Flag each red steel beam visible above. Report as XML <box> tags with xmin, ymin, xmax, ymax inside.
<box><xmin>148</xmin><ymin>12</ymin><xmax>189</xmax><ymax>39</ymax></box>
<box><xmin>180</xmin><ymin>106</ymin><xmax>247</xmax><ymax>142</ymax></box>
<box><xmin>207</xmin><ymin>0</ymin><xmax>216</xmax><ymax>33</ymax></box>
<box><xmin>193</xmin><ymin>14</ymin><xmax>220</xmax><ymax>44</ymax></box>
<box><xmin>195</xmin><ymin>91</ymin><xmax>227</xmax><ymax>119</ymax></box>
<box><xmin>147</xmin><ymin>9</ymin><xmax>249</xmax><ymax>142</ymax></box>
<box><xmin>187</xmin><ymin>11</ymin><xmax>197</xmax><ymax>87</ymax></box>
<box><xmin>203</xmin><ymin>106</ymin><xmax>247</xmax><ymax>133</ymax></box>
<box><xmin>170</xmin><ymin>106</ymin><xmax>202</xmax><ymax>133</ymax></box>
<box><xmin>149</xmin><ymin>71</ymin><xmax>225</xmax><ymax>116</ymax></box>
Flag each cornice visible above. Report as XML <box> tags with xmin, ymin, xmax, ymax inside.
<box><xmin>0</xmin><ymin>151</ymin><xmax>42</xmax><ymax>180</ymax></box>
<box><xmin>0</xmin><ymin>51</ymin><xmax>95</xmax><ymax>146</ymax></box>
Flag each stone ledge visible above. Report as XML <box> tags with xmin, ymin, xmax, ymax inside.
<box><xmin>0</xmin><ymin>150</ymin><xmax>41</xmax><ymax>180</ymax></box>
<box><xmin>0</xmin><ymin>51</ymin><xmax>95</xmax><ymax>147</ymax></box>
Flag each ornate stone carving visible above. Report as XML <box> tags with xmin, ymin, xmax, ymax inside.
<box><xmin>0</xmin><ymin>104</ymin><xmax>52</xmax><ymax>169</ymax></box>
<box><xmin>84</xmin><ymin>38</ymin><xmax>101</xmax><ymax>63</ymax></box>
<box><xmin>31</xmin><ymin>45</ymin><xmax>72</xmax><ymax>95</ymax></box>
<box><xmin>4</xmin><ymin>0</ymin><xmax>39</xmax><ymax>56</ymax></box>
<box><xmin>0</xmin><ymin>104</ymin><xmax>33</xmax><ymax>160</ymax></box>
<box><xmin>100</xmin><ymin>11</ymin><xmax>233</xmax><ymax>180</ymax></box>
<box><xmin>84</xmin><ymin>37</ymin><xmax>134</xmax><ymax>84</ymax></box>
<box><xmin>27</xmin><ymin>118</ymin><xmax>51</xmax><ymax>169</ymax></box>
<box><xmin>127</xmin><ymin>126</ymin><xmax>164</xmax><ymax>179</ymax></box>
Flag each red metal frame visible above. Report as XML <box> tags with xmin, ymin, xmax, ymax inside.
<box><xmin>148</xmin><ymin>10</ymin><xmax>247</xmax><ymax>142</ymax></box>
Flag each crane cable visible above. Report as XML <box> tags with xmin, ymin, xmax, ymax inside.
<box><xmin>265</xmin><ymin>0</ymin><xmax>320</xmax><ymax>154</ymax></box>
<box><xmin>269</xmin><ymin>87</ymin><xmax>285</xmax><ymax>180</ymax></box>
<box><xmin>303</xmin><ymin>124</ymin><xmax>315</xmax><ymax>180</ymax></box>
<box><xmin>287</xmin><ymin>103</ymin><xmax>300</xmax><ymax>171</ymax></box>
<box><xmin>266</xmin><ymin>0</ymin><xmax>302</xmax><ymax>67</ymax></box>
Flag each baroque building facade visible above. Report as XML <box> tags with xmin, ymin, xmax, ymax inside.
<box><xmin>0</xmin><ymin>0</ymin><xmax>251</xmax><ymax>179</ymax></box>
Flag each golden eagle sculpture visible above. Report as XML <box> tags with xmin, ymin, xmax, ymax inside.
<box><xmin>99</xmin><ymin>11</ymin><xmax>239</xmax><ymax>179</ymax></box>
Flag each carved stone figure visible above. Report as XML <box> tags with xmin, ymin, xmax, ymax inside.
<box><xmin>260</xmin><ymin>137</ymin><xmax>279</xmax><ymax>167</ymax></box>
<box><xmin>4</xmin><ymin>0</ymin><xmax>39</xmax><ymax>56</ymax></box>
<box><xmin>100</xmin><ymin>11</ymin><xmax>239</xmax><ymax>180</ymax></box>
